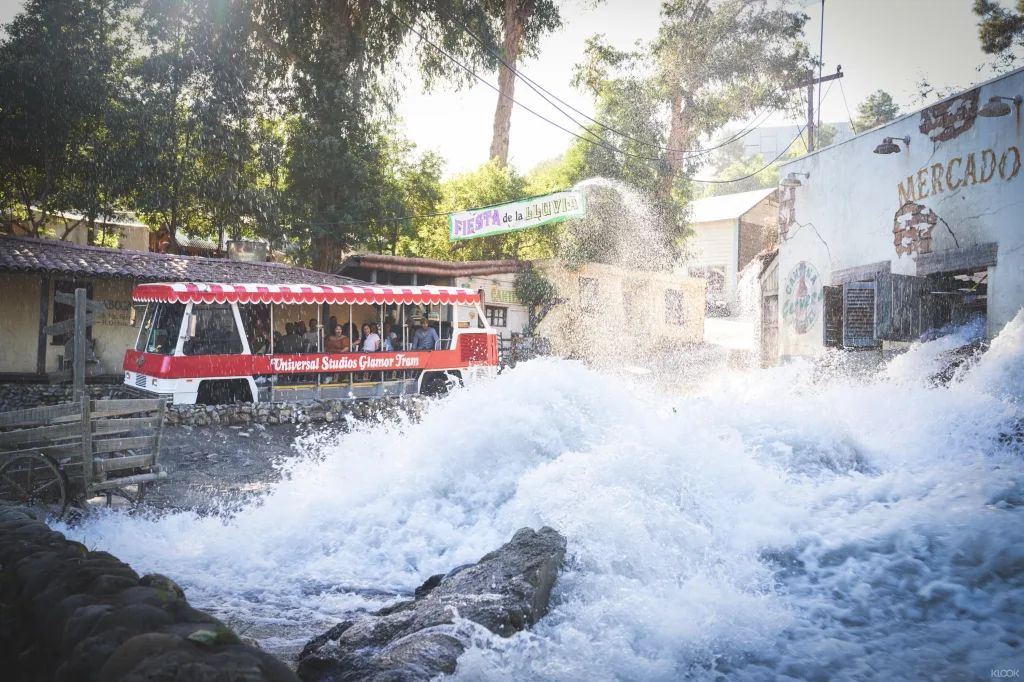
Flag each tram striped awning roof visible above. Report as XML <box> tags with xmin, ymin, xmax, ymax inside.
<box><xmin>131</xmin><ymin>282</ymin><xmax>481</xmax><ymax>306</ymax></box>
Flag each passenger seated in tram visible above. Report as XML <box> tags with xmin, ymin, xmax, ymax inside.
<box><xmin>360</xmin><ymin>323</ymin><xmax>381</xmax><ymax>352</ymax></box>
<box><xmin>304</xmin><ymin>318</ymin><xmax>319</xmax><ymax>350</ymax></box>
<box><xmin>382</xmin><ymin>321</ymin><xmax>398</xmax><ymax>350</ymax></box>
<box><xmin>250</xmin><ymin>322</ymin><xmax>270</xmax><ymax>354</ymax></box>
<box><xmin>277</xmin><ymin>323</ymin><xmax>304</xmax><ymax>354</ymax></box>
<box><xmin>412</xmin><ymin>317</ymin><xmax>440</xmax><ymax>351</ymax></box>
<box><xmin>325</xmin><ymin>324</ymin><xmax>349</xmax><ymax>353</ymax></box>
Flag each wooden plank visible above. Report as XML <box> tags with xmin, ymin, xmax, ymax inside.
<box><xmin>37</xmin><ymin>277</ymin><xmax>49</xmax><ymax>375</ymax></box>
<box><xmin>0</xmin><ymin>442</ymin><xmax>83</xmax><ymax>460</ymax></box>
<box><xmin>73</xmin><ymin>288</ymin><xmax>86</xmax><ymax>401</ymax></box>
<box><xmin>80</xmin><ymin>395</ymin><xmax>94</xmax><ymax>495</ymax></box>
<box><xmin>92</xmin><ymin>434</ymin><xmax>158</xmax><ymax>455</ymax></box>
<box><xmin>90</xmin><ymin>470</ymin><xmax>166</xmax><ymax>490</ymax></box>
<box><xmin>915</xmin><ymin>242</ymin><xmax>998</xmax><ymax>277</ymax></box>
<box><xmin>0</xmin><ymin>421</ymin><xmax>83</xmax><ymax>448</ymax></box>
<box><xmin>89</xmin><ymin>398</ymin><xmax>165</xmax><ymax>417</ymax></box>
<box><xmin>93</xmin><ymin>453</ymin><xmax>156</xmax><ymax>473</ymax></box>
<box><xmin>54</xmin><ymin>292</ymin><xmax>106</xmax><ymax>312</ymax></box>
<box><xmin>152</xmin><ymin>400</ymin><xmax>166</xmax><ymax>467</ymax></box>
<box><xmin>0</xmin><ymin>402</ymin><xmax>82</xmax><ymax>428</ymax></box>
<box><xmin>91</xmin><ymin>416</ymin><xmax>161</xmax><ymax>436</ymax></box>
<box><xmin>43</xmin><ymin>314</ymin><xmax>96</xmax><ymax>336</ymax></box>
<box><xmin>830</xmin><ymin>260</ymin><xmax>891</xmax><ymax>286</ymax></box>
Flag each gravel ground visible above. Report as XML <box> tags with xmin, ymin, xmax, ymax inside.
<box><xmin>140</xmin><ymin>423</ymin><xmax>312</xmax><ymax>514</ymax></box>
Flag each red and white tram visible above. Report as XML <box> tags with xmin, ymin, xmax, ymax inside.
<box><xmin>123</xmin><ymin>282</ymin><xmax>499</xmax><ymax>404</ymax></box>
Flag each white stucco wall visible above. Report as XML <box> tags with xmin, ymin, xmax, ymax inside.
<box><xmin>776</xmin><ymin>67</ymin><xmax>1024</xmax><ymax>359</ymax></box>
<box><xmin>458</xmin><ymin>273</ymin><xmax>530</xmax><ymax>340</ymax></box>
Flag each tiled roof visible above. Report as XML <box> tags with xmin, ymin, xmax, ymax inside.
<box><xmin>0</xmin><ymin>235</ymin><xmax>364</xmax><ymax>286</ymax></box>
<box><xmin>340</xmin><ymin>253</ymin><xmax>522</xmax><ymax>277</ymax></box>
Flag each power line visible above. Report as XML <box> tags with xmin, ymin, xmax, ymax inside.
<box><xmin>427</xmin><ymin>0</ymin><xmax>774</xmax><ymax>158</ymax></box>
<box><xmin>391</xmin><ymin>9</ymin><xmax>664</xmax><ymax>162</ymax></box>
<box><xmin>397</xmin><ymin>7</ymin><xmax>808</xmax><ymax>175</ymax></box>
<box><xmin>690</xmin><ymin>125</ymin><xmax>806</xmax><ymax>184</ymax></box>
<box><xmin>838</xmin><ymin>77</ymin><xmax>858</xmax><ymax>134</ymax></box>
<box><xmin>296</xmin><ymin>122</ymin><xmax>807</xmax><ymax>228</ymax></box>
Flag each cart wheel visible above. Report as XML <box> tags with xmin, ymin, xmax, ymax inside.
<box><xmin>0</xmin><ymin>452</ymin><xmax>69</xmax><ymax>519</ymax></box>
<box><xmin>104</xmin><ymin>484</ymin><xmax>146</xmax><ymax>508</ymax></box>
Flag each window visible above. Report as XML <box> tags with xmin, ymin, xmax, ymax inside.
<box><xmin>665</xmin><ymin>290</ymin><xmax>688</xmax><ymax>326</ymax></box>
<box><xmin>239</xmin><ymin>303</ymin><xmax>271</xmax><ymax>354</ymax></box>
<box><xmin>137</xmin><ymin>303</ymin><xmax>186</xmax><ymax>355</ymax></box>
<box><xmin>622</xmin><ymin>279</ymin><xmax>648</xmax><ymax>310</ymax></box>
<box><xmin>182</xmin><ymin>305</ymin><xmax>243</xmax><ymax>355</ymax></box>
<box><xmin>486</xmin><ymin>305</ymin><xmax>507</xmax><ymax>327</ymax></box>
<box><xmin>579</xmin><ymin>277</ymin><xmax>599</xmax><ymax>314</ymax></box>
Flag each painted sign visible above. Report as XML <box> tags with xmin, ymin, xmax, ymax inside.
<box><xmin>268</xmin><ymin>353</ymin><xmax>423</xmax><ymax>372</ymax></box>
<box><xmin>449</xmin><ymin>191</ymin><xmax>586</xmax><ymax>241</ymax></box>
<box><xmin>782</xmin><ymin>261</ymin><xmax>823</xmax><ymax>334</ymax></box>
<box><xmin>896</xmin><ymin>144</ymin><xmax>1021</xmax><ymax>206</ymax></box>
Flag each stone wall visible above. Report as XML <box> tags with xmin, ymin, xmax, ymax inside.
<box><xmin>0</xmin><ymin>382</ymin><xmax>428</xmax><ymax>428</ymax></box>
<box><xmin>165</xmin><ymin>397</ymin><xmax>427</xmax><ymax>427</ymax></box>
<box><xmin>0</xmin><ymin>382</ymin><xmax>133</xmax><ymax>412</ymax></box>
<box><xmin>0</xmin><ymin>507</ymin><xmax>297</xmax><ymax>682</ymax></box>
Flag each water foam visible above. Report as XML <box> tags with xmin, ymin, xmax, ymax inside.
<box><xmin>62</xmin><ymin>312</ymin><xmax>1024</xmax><ymax>678</ymax></box>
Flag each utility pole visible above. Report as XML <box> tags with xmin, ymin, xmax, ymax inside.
<box><xmin>796</xmin><ymin>66</ymin><xmax>843</xmax><ymax>152</ymax></box>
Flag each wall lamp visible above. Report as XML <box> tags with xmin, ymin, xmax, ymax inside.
<box><xmin>781</xmin><ymin>172</ymin><xmax>809</xmax><ymax>188</ymax></box>
<box><xmin>978</xmin><ymin>94</ymin><xmax>1022</xmax><ymax>118</ymax></box>
<box><xmin>873</xmin><ymin>136</ymin><xmax>910</xmax><ymax>155</ymax></box>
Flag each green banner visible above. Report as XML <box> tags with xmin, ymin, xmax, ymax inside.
<box><xmin>449</xmin><ymin>190</ymin><xmax>586</xmax><ymax>241</ymax></box>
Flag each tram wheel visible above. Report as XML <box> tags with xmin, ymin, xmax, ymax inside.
<box><xmin>0</xmin><ymin>452</ymin><xmax>69</xmax><ymax>519</ymax></box>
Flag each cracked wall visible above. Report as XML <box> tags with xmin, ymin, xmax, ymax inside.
<box><xmin>772</xmin><ymin>67</ymin><xmax>1024</xmax><ymax>360</ymax></box>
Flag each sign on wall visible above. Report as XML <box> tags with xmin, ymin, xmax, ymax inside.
<box><xmin>782</xmin><ymin>261</ymin><xmax>823</xmax><ymax>334</ymax></box>
<box><xmin>449</xmin><ymin>191</ymin><xmax>586</xmax><ymax>242</ymax></box>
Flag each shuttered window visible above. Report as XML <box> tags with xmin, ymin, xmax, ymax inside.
<box><xmin>822</xmin><ymin>286</ymin><xmax>843</xmax><ymax>347</ymax></box>
<box><xmin>842</xmin><ymin>282</ymin><xmax>878</xmax><ymax>348</ymax></box>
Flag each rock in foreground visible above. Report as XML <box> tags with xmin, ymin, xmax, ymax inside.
<box><xmin>297</xmin><ymin>527</ymin><xmax>567</xmax><ymax>681</ymax></box>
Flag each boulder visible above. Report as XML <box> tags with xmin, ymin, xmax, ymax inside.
<box><xmin>297</xmin><ymin>527</ymin><xmax>566</xmax><ymax>682</ymax></box>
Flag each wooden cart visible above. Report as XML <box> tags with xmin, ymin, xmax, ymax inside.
<box><xmin>0</xmin><ymin>397</ymin><xmax>167</xmax><ymax>518</ymax></box>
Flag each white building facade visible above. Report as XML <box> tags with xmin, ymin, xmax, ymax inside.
<box><xmin>773</xmin><ymin>68</ymin><xmax>1024</xmax><ymax>361</ymax></box>
<box><xmin>687</xmin><ymin>188</ymin><xmax>777</xmax><ymax>312</ymax></box>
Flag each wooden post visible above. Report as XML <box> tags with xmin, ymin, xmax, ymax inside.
<box><xmin>80</xmin><ymin>394</ymin><xmax>94</xmax><ymax>499</ymax></box>
<box><xmin>806</xmin><ymin>83</ymin><xmax>815</xmax><ymax>153</ymax></box>
<box><xmin>37</xmin><ymin>277</ymin><xmax>49</xmax><ymax>375</ymax></box>
<box><xmin>73</xmin><ymin>287</ymin><xmax>87</xmax><ymax>401</ymax></box>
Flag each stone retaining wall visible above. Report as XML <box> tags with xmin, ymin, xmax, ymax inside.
<box><xmin>0</xmin><ymin>382</ymin><xmax>428</xmax><ymax>427</ymax></box>
<box><xmin>165</xmin><ymin>397</ymin><xmax>427</xmax><ymax>426</ymax></box>
<box><xmin>0</xmin><ymin>507</ymin><xmax>297</xmax><ymax>682</ymax></box>
<box><xmin>0</xmin><ymin>382</ymin><xmax>133</xmax><ymax>412</ymax></box>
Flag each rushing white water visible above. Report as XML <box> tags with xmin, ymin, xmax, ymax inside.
<box><xmin>62</xmin><ymin>313</ymin><xmax>1024</xmax><ymax>679</ymax></box>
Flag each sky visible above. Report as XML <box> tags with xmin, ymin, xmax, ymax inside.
<box><xmin>395</xmin><ymin>0</ymin><xmax>1004</xmax><ymax>175</ymax></box>
<box><xmin>0</xmin><ymin>0</ymin><xmax>1007</xmax><ymax>177</ymax></box>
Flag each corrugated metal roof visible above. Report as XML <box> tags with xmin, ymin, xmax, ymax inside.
<box><xmin>689</xmin><ymin>188</ymin><xmax>777</xmax><ymax>224</ymax></box>
<box><xmin>0</xmin><ymin>234</ymin><xmax>363</xmax><ymax>286</ymax></box>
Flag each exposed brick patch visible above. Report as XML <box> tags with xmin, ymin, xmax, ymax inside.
<box><xmin>893</xmin><ymin>202</ymin><xmax>938</xmax><ymax>256</ymax></box>
<box><xmin>919</xmin><ymin>89</ymin><xmax>979</xmax><ymax>142</ymax></box>
<box><xmin>778</xmin><ymin>187</ymin><xmax>797</xmax><ymax>239</ymax></box>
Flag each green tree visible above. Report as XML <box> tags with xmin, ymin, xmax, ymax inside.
<box><xmin>974</xmin><ymin>0</ymin><xmax>1024</xmax><ymax>61</ymax></box>
<box><xmin>483</xmin><ymin>0</ymin><xmax>563</xmax><ymax>164</ymax></box>
<box><xmin>575</xmin><ymin>1</ymin><xmax>811</xmax><ymax>202</ymax></box>
<box><xmin>0</xmin><ymin>0</ymin><xmax>135</xmax><ymax>240</ymax></box>
<box><xmin>853</xmin><ymin>89</ymin><xmax>900</xmax><ymax>132</ymax></box>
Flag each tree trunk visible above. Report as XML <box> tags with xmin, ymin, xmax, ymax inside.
<box><xmin>656</xmin><ymin>91</ymin><xmax>691</xmax><ymax>201</ymax></box>
<box><xmin>489</xmin><ymin>0</ymin><xmax>527</xmax><ymax>165</ymax></box>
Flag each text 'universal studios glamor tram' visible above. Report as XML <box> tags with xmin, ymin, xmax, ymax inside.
<box><xmin>123</xmin><ymin>282</ymin><xmax>499</xmax><ymax>404</ymax></box>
